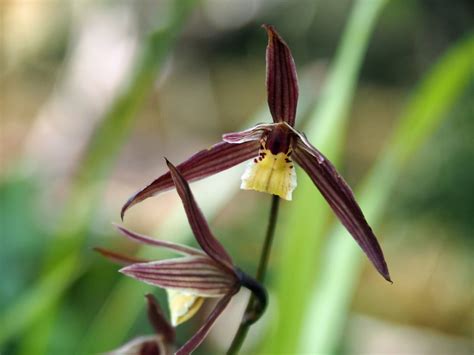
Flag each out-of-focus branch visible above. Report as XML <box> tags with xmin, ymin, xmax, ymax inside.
<box><xmin>0</xmin><ymin>0</ymin><xmax>198</xmax><ymax>347</ymax></box>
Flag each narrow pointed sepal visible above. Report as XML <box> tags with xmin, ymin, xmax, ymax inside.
<box><xmin>94</xmin><ymin>247</ymin><xmax>149</xmax><ymax>265</ymax></box>
<box><xmin>175</xmin><ymin>292</ymin><xmax>234</xmax><ymax>355</ymax></box>
<box><xmin>263</xmin><ymin>24</ymin><xmax>299</xmax><ymax>127</ymax></box>
<box><xmin>145</xmin><ymin>294</ymin><xmax>175</xmax><ymax>344</ymax></box>
<box><xmin>120</xmin><ymin>256</ymin><xmax>237</xmax><ymax>296</ymax></box>
<box><xmin>114</xmin><ymin>224</ymin><xmax>204</xmax><ymax>256</ymax></box>
<box><xmin>121</xmin><ymin>140</ymin><xmax>261</xmax><ymax>219</ymax></box>
<box><xmin>166</xmin><ymin>160</ymin><xmax>236</xmax><ymax>272</ymax></box>
<box><xmin>292</xmin><ymin>137</ymin><xmax>391</xmax><ymax>282</ymax></box>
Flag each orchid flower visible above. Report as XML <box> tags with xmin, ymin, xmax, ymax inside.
<box><xmin>107</xmin><ymin>294</ymin><xmax>176</xmax><ymax>355</ymax></box>
<box><xmin>121</xmin><ymin>25</ymin><xmax>390</xmax><ymax>282</ymax></box>
<box><xmin>98</xmin><ymin>160</ymin><xmax>267</xmax><ymax>355</ymax></box>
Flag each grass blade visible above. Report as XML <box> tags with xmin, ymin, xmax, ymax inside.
<box><xmin>300</xmin><ymin>32</ymin><xmax>474</xmax><ymax>353</ymax></box>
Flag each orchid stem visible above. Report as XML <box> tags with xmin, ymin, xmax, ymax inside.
<box><xmin>256</xmin><ymin>195</ymin><xmax>280</xmax><ymax>283</ymax></box>
<box><xmin>227</xmin><ymin>195</ymin><xmax>280</xmax><ymax>354</ymax></box>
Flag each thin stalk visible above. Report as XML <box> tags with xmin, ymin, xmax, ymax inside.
<box><xmin>227</xmin><ymin>195</ymin><xmax>280</xmax><ymax>354</ymax></box>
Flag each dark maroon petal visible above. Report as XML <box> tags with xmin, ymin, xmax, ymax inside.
<box><xmin>175</xmin><ymin>292</ymin><xmax>234</xmax><ymax>355</ymax></box>
<box><xmin>121</xmin><ymin>140</ymin><xmax>260</xmax><ymax>219</ymax></box>
<box><xmin>94</xmin><ymin>247</ymin><xmax>149</xmax><ymax>265</ymax></box>
<box><xmin>120</xmin><ymin>257</ymin><xmax>236</xmax><ymax>295</ymax></box>
<box><xmin>166</xmin><ymin>160</ymin><xmax>236</xmax><ymax>273</ymax></box>
<box><xmin>114</xmin><ymin>224</ymin><xmax>203</xmax><ymax>256</ymax></box>
<box><xmin>292</xmin><ymin>136</ymin><xmax>391</xmax><ymax>282</ymax></box>
<box><xmin>222</xmin><ymin>123</ymin><xmax>273</xmax><ymax>144</ymax></box>
<box><xmin>145</xmin><ymin>294</ymin><xmax>175</xmax><ymax>343</ymax></box>
<box><xmin>263</xmin><ymin>24</ymin><xmax>299</xmax><ymax>127</ymax></box>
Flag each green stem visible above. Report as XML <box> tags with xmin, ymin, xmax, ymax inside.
<box><xmin>227</xmin><ymin>195</ymin><xmax>280</xmax><ymax>354</ymax></box>
<box><xmin>255</xmin><ymin>195</ymin><xmax>280</xmax><ymax>283</ymax></box>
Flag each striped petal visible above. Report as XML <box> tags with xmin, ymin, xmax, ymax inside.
<box><xmin>166</xmin><ymin>160</ymin><xmax>236</xmax><ymax>273</ymax></box>
<box><xmin>121</xmin><ymin>140</ymin><xmax>260</xmax><ymax>219</ymax></box>
<box><xmin>120</xmin><ymin>256</ymin><xmax>237</xmax><ymax>296</ymax></box>
<box><xmin>292</xmin><ymin>136</ymin><xmax>391</xmax><ymax>282</ymax></box>
<box><xmin>263</xmin><ymin>24</ymin><xmax>299</xmax><ymax>127</ymax></box>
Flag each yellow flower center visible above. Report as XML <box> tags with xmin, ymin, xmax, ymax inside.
<box><xmin>166</xmin><ymin>289</ymin><xmax>205</xmax><ymax>326</ymax></box>
<box><xmin>241</xmin><ymin>149</ymin><xmax>296</xmax><ymax>200</ymax></box>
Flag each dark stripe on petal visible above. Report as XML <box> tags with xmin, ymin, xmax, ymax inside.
<box><xmin>292</xmin><ymin>136</ymin><xmax>391</xmax><ymax>282</ymax></box>
<box><xmin>263</xmin><ymin>24</ymin><xmax>299</xmax><ymax>127</ymax></box>
<box><xmin>149</xmin><ymin>264</ymin><xmax>225</xmax><ymax>274</ymax></box>
<box><xmin>127</xmin><ymin>272</ymin><xmax>234</xmax><ymax>288</ymax></box>
<box><xmin>131</xmin><ymin>273</ymin><xmax>234</xmax><ymax>286</ymax></box>
<box><xmin>130</xmin><ymin>276</ymin><xmax>234</xmax><ymax>290</ymax></box>
<box><xmin>123</xmin><ymin>256</ymin><xmax>230</xmax><ymax>275</ymax></box>
<box><xmin>132</xmin><ymin>265</ymin><xmax>229</xmax><ymax>275</ymax></box>
<box><xmin>121</xmin><ymin>140</ymin><xmax>260</xmax><ymax>219</ymax></box>
<box><xmin>127</xmin><ymin>270</ymin><xmax>231</xmax><ymax>285</ymax></box>
<box><xmin>176</xmin><ymin>292</ymin><xmax>234</xmax><ymax>355</ymax></box>
<box><xmin>139</xmin><ymin>268</ymin><xmax>232</xmax><ymax>280</ymax></box>
<box><xmin>130</xmin><ymin>272</ymin><xmax>234</xmax><ymax>285</ymax></box>
<box><xmin>140</xmin><ymin>255</ymin><xmax>220</xmax><ymax>267</ymax></box>
<box><xmin>143</xmin><ymin>263</ymin><xmax>232</xmax><ymax>280</ymax></box>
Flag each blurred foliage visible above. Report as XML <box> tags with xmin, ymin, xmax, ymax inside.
<box><xmin>0</xmin><ymin>177</ymin><xmax>44</xmax><ymax>309</ymax></box>
<box><xmin>298</xmin><ymin>31</ymin><xmax>474</xmax><ymax>353</ymax></box>
<box><xmin>1</xmin><ymin>0</ymin><xmax>472</xmax><ymax>354</ymax></box>
<box><xmin>391</xmin><ymin>94</ymin><xmax>474</xmax><ymax>240</ymax></box>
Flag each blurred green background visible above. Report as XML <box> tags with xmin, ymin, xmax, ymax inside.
<box><xmin>1</xmin><ymin>0</ymin><xmax>472</xmax><ymax>354</ymax></box>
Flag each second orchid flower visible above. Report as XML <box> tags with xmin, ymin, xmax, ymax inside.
<box><xmin>98</xmin><ymin>160</ymin><xmax>267</xmax><ymax>354</ymax></box>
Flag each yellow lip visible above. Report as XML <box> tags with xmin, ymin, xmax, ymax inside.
<box><xmin>241</xmin><ymin>149</ymin><xmax>296</xmax><ymax>200</ymax></box>
<box><xmin>167</xmin><ymin>289</ymin><xmax>205</xmax><ymax>326</ymax></box>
